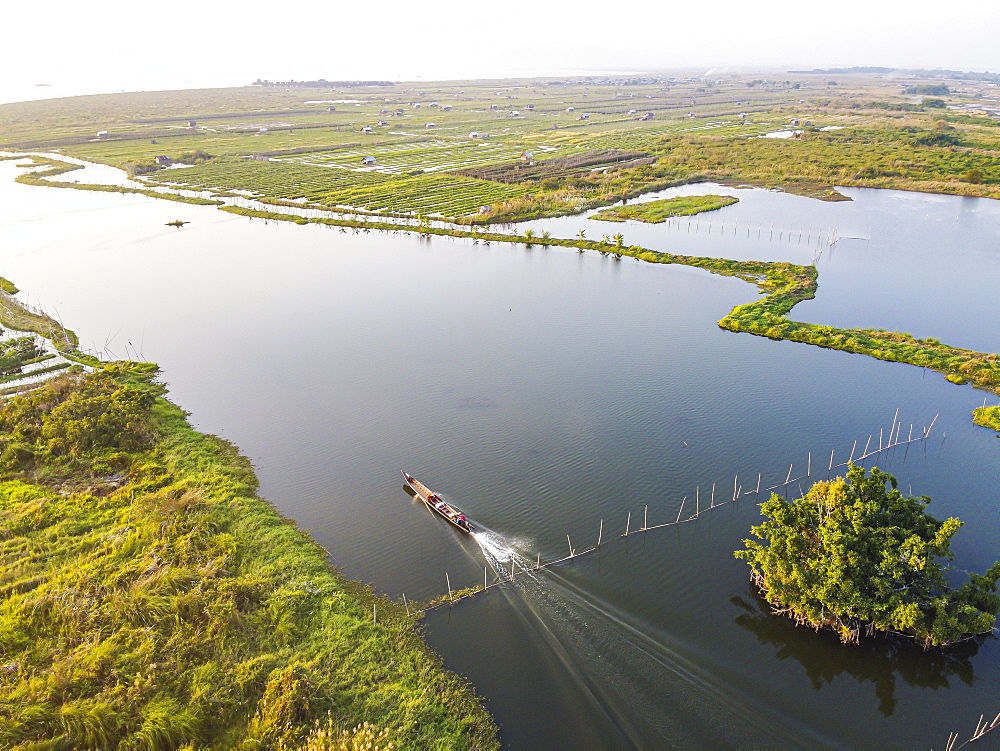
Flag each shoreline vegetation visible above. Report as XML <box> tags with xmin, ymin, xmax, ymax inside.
<box><xmin>0</xmin><ymin>295</ymin><xmax>499</xmax><ymax>749</ymax></box>
<box><xmin>7</xmin><ymin>153</ymin><xmax>999</xmax><ymax>432</ymax></box>
<box><xmin>213</xmin><ymin>202</ymin><xmax>1000</xmax><ymax>427</ymax></box>
<box><xmin>590</xmin><ymin>194</ymin><xmax>739</xmax><ymax>223</ymax></box>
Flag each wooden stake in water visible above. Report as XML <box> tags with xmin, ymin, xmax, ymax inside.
<box><xmin>536</xmin><ymin>552</ymin><xmax>540</xmax><ymax>570</ymax></box>
<box><xmin>829</xmin><ymin>449</ymin><xmax>834</xmax><ymax>471</ymax></box>
<box><xmin>890</xmin><ymin>407</ymin><xmax>899</xmax><ymax>445</ymax></box>
<box><xmin>403</xmin><ymin>592</ymin><xmax>410</xmax><ymax>616</ymax></box>
<box><xmin>485</xmin><ymin>567</ymin><xmax>488</xmax><ymax>591</ymax></box>
<box><xmin>733</xmin><ymin>474</ymin><xmax>739</xmax><ymax>502</ymax></box>
<box><xmin>625</xmin><ymin>510</ymin><xmax>631</xmax><ymax>536</ymax></box>
<box><xmin>598</xmin><ymin>518</ymin><xmax>604</xmax><ymax>546</ymax></box>
<box><xmin>567</xmin><ymin>534</ymin><xmax>574</xmax><ymax>557</ymax></box>
<box><xmin>863</xmin><ymin>435</ymin><xmax>872</xmax><ymax>457</ymax></box>
<box><xmin>879</xmin><ymin>428</ymin><xmax>883</xmax><ymax>452</ymax></box>
<box><xmin>711</xmin><ymin>483</ymin><xmax>716</xmax><ymax>506</ymax></box>
<box><xmin>676</xmin><ymin>497</ymin><xmax>686</xmax><ymax>524</ymax></box>
<box><xmin>807</xmin><ymin>452</ymin><xmax>811</xmax><ymax>477</ymax></box>
<box><xmin>756</xmin><ymin>473</ymin><xmax>761</xmax><ymax>494</ymax></box>
<box><xmin>510</xmin><ymin>557</ymin><xmax>515</xmax><ymax>579</ymax></box>
<box><xmin>785</xmin><ymin>464</ymin><xmax>793</xmax><ymax>484</ymax></box>
<box><xmin>696</xmin><ymin>486</ymin><xmax>700</xmax><ymax>512</ymax></box>
<box><xmin>373</xmin><ymin>603</ymin><xmax>377</xmax><ymax>624</ymax></box>
<box><xmin>849</xmin><ymin>439</ymin><xmax>857</xmax><ymax>463</ymax></box>
<box><xmin>446</xmin><ymin>572</ymin><xmax>453</xmax><ymax>603</ymax></box>
<box><xmin>644</xmin><ymin>504</ymin><xmax>648</xmax><ymax>530</ymax></box>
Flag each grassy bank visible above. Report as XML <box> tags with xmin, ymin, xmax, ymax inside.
<box><xmin>590</xmin><ymin>194</ymin><xmax>739</xmax><ymax>223</ymax></box>
<box><xmin>972</xmin><ymin>405</ymin><xmax>1000</xmax><ymax>432</ymax></box>
<box><xmin>213</xmin><ymin>203</ymin><xmax>1000</xmax><ymax>427</ymax></box>
<box><xmin>0</xmin><ymin>362</ymin><xmax>499</xmax><ymax>749</ymax></box>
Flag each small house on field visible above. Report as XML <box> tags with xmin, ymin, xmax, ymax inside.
<box><xmin>520</xmin><ymin>152</ymin><xmax>533</xmax><ymax>161</ymax></box>
<box><xmin>469</xmin><ymin>131</ymin><xmax>480</xmax><ymax>138</ymax></box>
<box><xmin>378</xmin><ymin>120</ymin><xmax>389</xmax><ymax>126</ymax></box>
<box><xmin>641</xmin><ymin>112</ymin><xmax>654</xmax><ymax>121</ymax></box>
<box><xmin>97</xmin><ymin>130</ymin><xmax>109</xmax><ymax>137</ymax></box>
<box><xmin>789</xmin><ymin>118</ymin><xmax>801</xmax><ymax>126</ymax></box>
<box><xmin>565</xmin><ymin>107</ymin><xmax>575</xmax><ymax>112</ymax></box>
<box><xmin>362</xmin><ymin>156</ymin><xmax>376</xmax><ymax>166</ymax></box>
<box><xmin>490</xmin><ymin>104</ymin><xmax>499</xmax><ymax>110</ymax></box>
<box><xmin>251</xmin><ymin>154</ymin><xmax>270</xmax><ymax>162</ymax></box>
<box><xmin>187</xmin><ymin>120</ymin><xmax>197</xmax><ymax>127</ymax></box>
<box><xmin>627</xmin><ymin>109</ymin><xmax>637</xmax><ymax>115</ymax></box>
<box><xmin>441</xmin><ymin>104</ymin><xmax>453</xmax><ymax>111</ymax></box>
<box><xmin>327</xmin><ymin>106</ymin><xmax>337</xmax><ymax>112</ymax></box>
<box><xmin>154</xmin><ymin>155</ymin><xmax>172</xmax><ymax>165</ymax></box>
<box><xmin>577</xmin><ymin>113</ymin><xmax>590</xmax><ymax>120</ymax></box>
<box><xmin>361</xmin><ymin>125</ymin><xmax>374</xmax><ymax>133</ymax></box>
<box><xmin>429</xmin><ymin>101</ymin><xmax>439</xmax><ymax>107</ymax></box>
<box><xmin>395</xmin><ymin>108</ymin><xmax>405</xmax><ymax>115</ymax></box>
<box><xmin>525</xmin><ymin>104</ymin><xmax>535</xmax><ymax>110</ymax></box>
<box><xmin>258</xmin><ymin>127</ymin><xmax>269</xmax><ymax>134</ymax></box>
<box><xmin>425</xmin><ymin>122</ymin><xmax>436</xmax><ymax>128</ymax></box>
<box><xmin>510</xmin><ymin>111</ymin><xmax>520</xmax><ymax>117</ymax></box>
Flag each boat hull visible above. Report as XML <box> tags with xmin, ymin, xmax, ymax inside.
<box><xmin>402</xmin><ymin>471</ymin><xmax>473</xmax><ymax>533</ymax></box>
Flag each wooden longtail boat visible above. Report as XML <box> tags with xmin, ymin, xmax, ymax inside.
<box><xmin>402</xmin><ymin>471</ymin><xmax>473</xmax><ymax>533</ymax></box>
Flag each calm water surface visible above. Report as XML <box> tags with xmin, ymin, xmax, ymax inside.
<box><xmin>1</xmin><ymin>160</ymin><xmax>999</xmax><ymax>749</ymax></box>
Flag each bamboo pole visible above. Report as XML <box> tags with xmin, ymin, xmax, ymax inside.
<box><xmin>863</xmin><ymin>435</ymin><xmax>871</xmax><ymax>457</ymax></box>
<box><xmin>828</xmin><ymin>449</ymin><xmax>834</xmax><ymax>471</ymax></box>
<box><xmin>567</xmin><ymin>534</ymin><xmax>574</xmax><ymax>557</ymax></box>
<box><xmin>734</xmin><ymin>474</ymin><xmax>739</xmax><ymax>502</ymax></box>
<box><xmin>446</xmin><ymin>572</ymin><xmax>453</xmax><ymax>603</ymax></box>
<box><xmin>676</xmin><ymin>497</ymin><xmax>686</xmax><ymax>524</ymax></box>
<box><xmin>373</xmin><ymin>603</ymin><xmax>377</xmax><ymax>624</ymax></box>
<box><xmin>485</xmin><ymin>567</ymin><xmax>488</xmax><ymax>591</ymax></box>
<box><xmin>785</xmin><ymin>464</ymin><xmax>793</xmax><ymax>484</ymax></box>
<box><xmin>625</xmin><ymin>510</ymin><xmax>631</xmax><ymax>536</ymax></box>
<box><xmin>807</xmin><ymin>452</ymin><xmax>811</xmax><ymax>477</ymax></box>
<box><xmin>536</xmin><ymin>552</ymin><xmax>540</xmax><ymax>570</ymax></box>
<box><xmin>711</xmin><ymin>483</ymin><xmax>716</xmax><ymax>506</ymax></box>
<box><xmin>510</xmin><ymin>557</ymin><xmax>515</xmax><ymax>579</ymax></box>
<box><xmin>849</xmin><ymin>439</ymin><xmax>857</xmax><ymax>463</ymax></box>
<box><xmin>598</xmin><ymin>518</ymin><xmax>603</xmax><ymax>546</ymax></box>
<box><xmin>644</xmin><ymin>504</ymin><xmax>648</xmax><ymax>530</ymax></box>
<box><xmin>403</xmin><ymin>593</ymin><xmax>410</xmax><ymax>615</ymax></box>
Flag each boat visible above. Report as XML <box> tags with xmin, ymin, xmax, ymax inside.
<box><xmin>402</xmin><ymin>471</ymin><xmax>473</xmax><ymax>533</ymax></box>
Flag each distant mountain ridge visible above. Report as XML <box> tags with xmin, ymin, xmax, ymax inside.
<box><xmin>790</xmin><ymin>66</ymin><xmax>1000</xmax><ymax>82</ymax></box>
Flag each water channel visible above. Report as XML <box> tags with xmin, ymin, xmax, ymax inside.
<box><xmin>1</xmin><ymin>158</ymin><xmax>998</xmax><ymax>748</ymax></box>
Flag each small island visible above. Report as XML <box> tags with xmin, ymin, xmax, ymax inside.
<box><xmin>736</xmin><ymin>466</ymin><xmax>1000</xmax><ymax>648</ymax></box>
<box><xmin>590</xmin><ymin>194</ymin><xmax>739</xmax><ymax>223</ymax></box>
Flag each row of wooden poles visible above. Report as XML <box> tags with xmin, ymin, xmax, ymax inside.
<box><xmin>378</xmin><ymin>410</ymin><xmax>940</xmax><ymax>621</ymax></box>
<box><xmin>667</xmin><ymin>215</ymin><xmax>841</xmax><ymax>248</ymax></box>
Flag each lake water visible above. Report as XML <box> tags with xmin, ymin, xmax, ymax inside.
<box><xmin>1</xmin><ymin>159</ymin><xmax>999</xmax><ymax>749</ymax></box>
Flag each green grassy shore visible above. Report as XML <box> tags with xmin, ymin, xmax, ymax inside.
<box><xmin>0</xmin><ymin>285</ymin><xmax>498</xmax><ymax>748</ymax></box>
<box><xmin>590</xmin><ymin>194</ymin><xmax>738</xmax><ymax>223</ymax></box>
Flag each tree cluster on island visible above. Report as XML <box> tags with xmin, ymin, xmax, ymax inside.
<box><xmin>736</xmin><ymin>466</ymin><xmax>1000</xmax><ymax>649</ymax></box>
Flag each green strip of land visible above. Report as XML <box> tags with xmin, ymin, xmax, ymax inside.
<box><xmin>590</xmin><ymin>194</ymin><xmax>739</xmax><ymax>223</ymax></box>
<box><xmin>0</xmin><ymin>286</ymin><xmax>498</xmax><ymax>749</ymax></box>
<box><xmin>0</xmin><ymin>360</ymin><xmax>499</xmax><ymax>749</ymax></box>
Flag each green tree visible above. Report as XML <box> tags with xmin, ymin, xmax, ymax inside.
<box><xmin>735</xmin><ymin>466</ymin><xmax>1000</xmax><ymax>647</ymax></box>
<box><xmin>965</xmin><ymin>167</ymin><xmax>985</xmax><ymax>184</ymax></box>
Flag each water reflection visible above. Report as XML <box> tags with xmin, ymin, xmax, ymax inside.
<box><xmin>731</xmin><ymin>593</ymin><xmax>984</xmax><ymax>717</ymax></box>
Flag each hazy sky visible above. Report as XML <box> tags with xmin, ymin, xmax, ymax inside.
<box><xmin>3</xmin><ymin>0</ymin><xmax>998</xmax><ymax>102</ymax></box>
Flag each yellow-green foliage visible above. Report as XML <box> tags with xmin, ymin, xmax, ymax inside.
<box><xmin>0</xmin><ymin>366</ymin><xmax>498</xmax><ymax>750</ymax></box>
<box><xmin>972</xmin><ymin>405</ymin><xmax>1000</xmax><ymax>432</ymax></box>
<box><xmin>591</xmin><ymin>194</ymin><xmax>738</xmax><ymax>223</ymax></box>
<box><xmin>736</xmin><ymin>466</ymin><xmax>1000</xmax><ymax>647</ymax></box>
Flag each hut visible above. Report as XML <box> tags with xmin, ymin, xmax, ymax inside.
<box><xmin>424</xmin><ymin>122</ymin><xmax>436</xmax><ymax>128</ymax></box>
<box><xmin>97</xmin><ymin>130</ymin><xmax>109</xmax><ymax>138</ymax></box>
<box><xmin>361</xmin><ymin>125</ymin><xmax>374</xmax><ymax>133</ymax></box>
<box><xmin>362</xmin><ymin>156</ymin><xmax>377</xmax><ymax>166</ymax></box>
<box><xmin>154</xmin><ymin>155</ymin><xmax>172</xmax><ymax>165</ymax></box>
